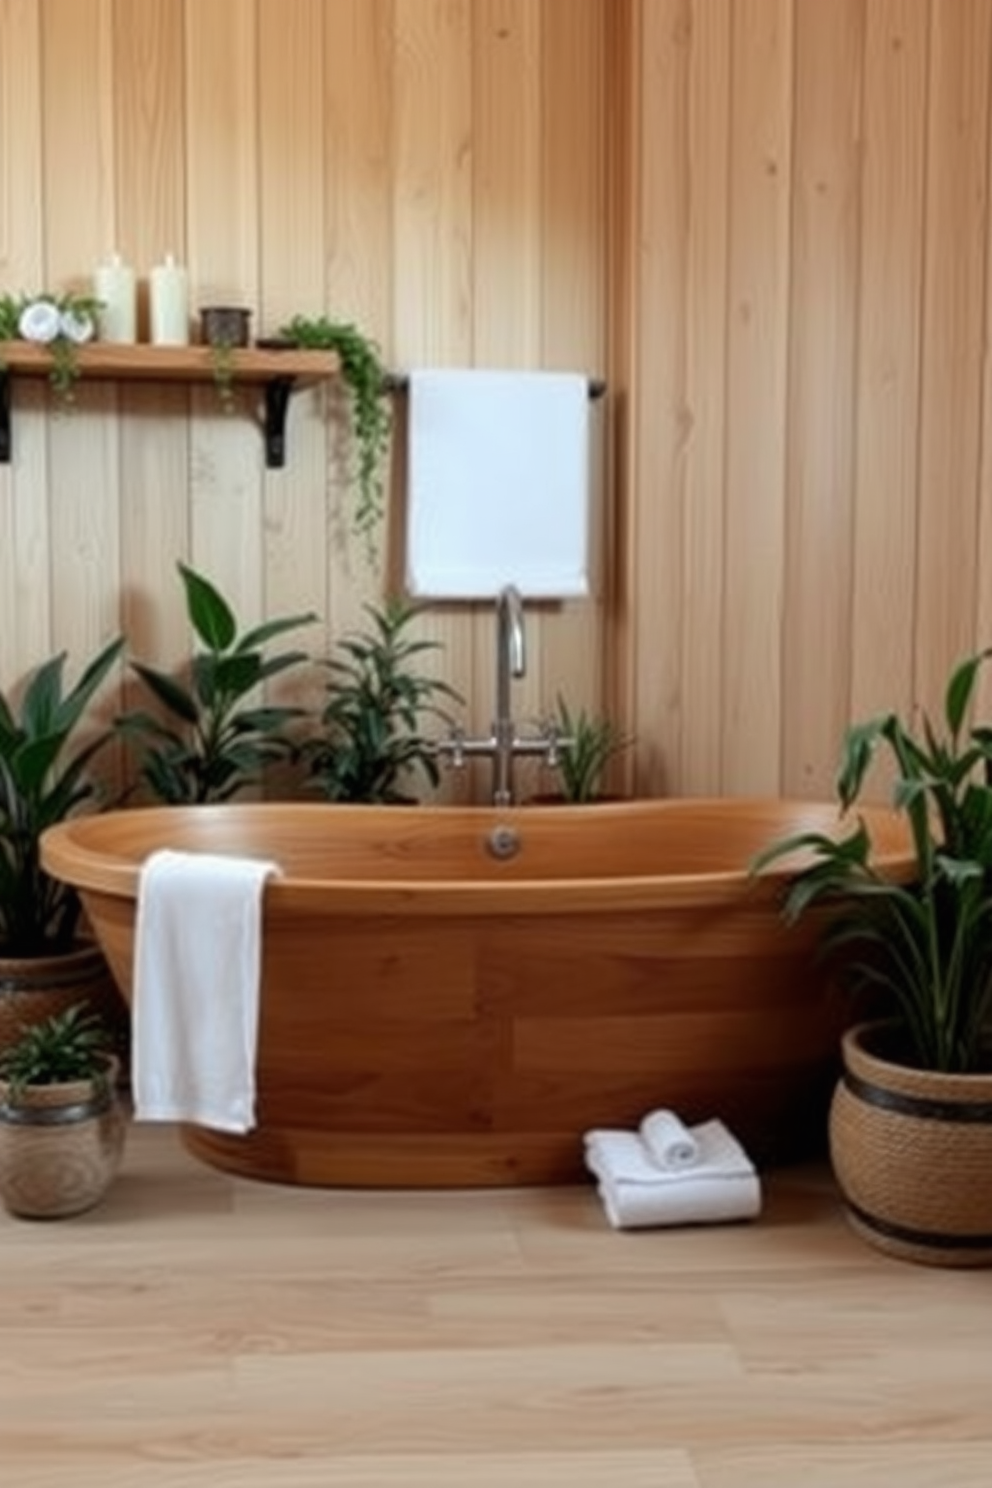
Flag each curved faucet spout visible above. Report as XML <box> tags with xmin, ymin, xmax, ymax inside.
<box><xmin>498</xmin><ymin>583</ymin><xmax>526</xmax><ymax>681</ymax></box>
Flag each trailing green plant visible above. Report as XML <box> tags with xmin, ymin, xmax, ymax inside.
<box><xmin>117</xmin><ymin>562</ymin><xmax>317</xmax><ymax>804</ymax></box>
<box><xmin>305</xmin><ymin>596</ymin><xmax>462</xmax><ymax>804</ymax></box>
<box><xmin>751</xmin><ymin>648</ymin><xmax>992</xmax><ymax>1074</ymax></box>
<box><xmin>279</xmin><ymin>315</ymin><xmax>391</xmax><ymax>559</ymax></box>
<box><xmin>0</xmin><ymin>290</ymin><xmax>103</xmax><ymax>403</ymax></box>
<box><xmin>207</xmin><ymin>339</ymin><xmax>237</xmax><ymax>413</ymax></box>
<box><xmin>0</xmin><ymin>1002</ymin><xmax>113</xmax><ymax>1103</ymax></box>
<box><xmin>0</xmin><ymin>637</ymin><xmax>124</xmax><ymax>957</ymax></box>
<box><xmin>548</xmin><ymin>693</ymin><xmax>633</xmax><ymax>802</ymax></box>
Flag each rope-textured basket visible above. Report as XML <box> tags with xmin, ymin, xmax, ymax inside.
<box><xmin>830</xmin><ymin>1020</ymin><xmax>992</xmax><ymax>1267</ymax></box>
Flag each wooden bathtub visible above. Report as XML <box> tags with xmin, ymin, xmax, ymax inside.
<box><xmin>40</xmin><ymin>799</ymin><xmax>912</xmax><ymax>1187</ymax></box>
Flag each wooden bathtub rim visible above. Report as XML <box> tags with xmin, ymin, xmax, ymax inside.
<box><xmin>41</xmin><ymin>797</ymin><xmax>915</xmax><ymax>918</ymax></box>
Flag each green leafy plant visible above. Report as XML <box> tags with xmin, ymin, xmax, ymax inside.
<box><xmin>117</xmin><ymin>562</ymin><xmax>317</xmax><ymax>804</ymax></box>
<box><xmin>548</xmin><ymin>693</ymin><xmax>633</xmax><ymax>802</ymax></box>
<box><xmin>0</xmin><ymin>637</ymin><xmax>124</xmax><ymax>956</ymax></box>
<box><xmin>0</xmin><ymin>1002</ymin><xmax>113</xmax><ymax>1102</ymax></box>
<box><xmin>0</xmin><ymin>290</ymin><xmax>103</xmax><ymax>402</ymax></box>
<box><xmin>305</xmin><ymin>596</ymin><xmax>462</xmax><ymax>804</ymax></box>
<box><xmin>751</xmin><ymin>649</ymin><xmax>992</xmax><ymax>1074</ymax></box>
<box><xmin>279</xmin><ymin>315</ymin><xmax>392</xmax><ymax>558</ymax></box>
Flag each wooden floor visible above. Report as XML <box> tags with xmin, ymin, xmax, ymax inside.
<box><xmin>2</xmin><ymin>1124</ymin><xmax>990</xmax><ymax>1488</ymax></box>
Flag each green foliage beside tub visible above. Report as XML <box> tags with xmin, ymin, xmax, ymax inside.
<box><xmin>0</xmin><ymin>1002</ymin><xmax>113</xmax><ymax>1102</ymax></box>
<box><xmin>752</xmin><ymin>648</ymin><xmax>992</xmax><ymax>1074</ymax></box>
<box><xmin>304</xmin><ymin>596</ymin><xmax>463</xmax><ymax>804</ymax></box>
<box><xmin>549</xmin><ymin>694</ymin><xmax>633</xmax><ymax>803</ymax></box>
<box><xmin>0</xmin><ymin>637</ymin><xmax>124</xmax><ymax>955</ymax></box>
<box><xmin>117</xmin><ymin>562</ymin><xmax>317</xmax><ymax>804</ymax></box>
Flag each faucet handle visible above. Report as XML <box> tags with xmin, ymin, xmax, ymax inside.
<box><xmin>445</xmin><ymin>724</ymin><xmax>466</xmax><ymax>770</ymax></box>
<box><xmin>543</xmin><ymin>721</ymin><xmax>561</xmax><ymax>769</ymax></box>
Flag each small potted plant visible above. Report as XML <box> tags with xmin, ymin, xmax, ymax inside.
<box><xmin>0</xmin><ymin>636</ymin><xmax>127</xmax><ymax>1055</ymax></box>
<box><xmin>116</xmin><ymin>561</ymin><xmax>317</xmax><ymax>804</ymax></box>
<box><xmin>304</xmin><ymin>596</ymin><xmax>463</xmax><ymax>804</ymax></box>
<box><xmin>752</xmin><ymin>648</ymin><xmax>992</xmax><ymax>1266</ymax></box>
<box><xmin>0</xmin><ymin>1002</ymin><xmax>127</xmax><ymax>1218</ymax></box>
<box><xmin>535</xmin><ymin>693</ymin><xmax>633</xmax><ymax>803</ymax></box>
<box><xmin>0</xmin><ymin>288</ymin><xmax>103</xmax><ymax>403</ymax></box>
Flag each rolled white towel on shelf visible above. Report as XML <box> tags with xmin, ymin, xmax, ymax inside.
<box><xmin>583</xmin><ymin>1116</ymin><xmax>762</xmax><ymax>1231</ymax></box>
<box><xmin>639</xmin><ymin>1108</ymin><xmax>699</xmax><ymax>1169</ymax></box>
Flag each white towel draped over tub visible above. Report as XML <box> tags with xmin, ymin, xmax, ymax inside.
<box><xmin>404</xmin><ymin>368</ymin><xmax>593</xmax><ymax>600</ymax></box>
<box><xmin>132</xmin><ymin>848</ymin><xmax>281</xmax><ymax>1134</ymax></box>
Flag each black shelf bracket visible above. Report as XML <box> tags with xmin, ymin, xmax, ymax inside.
<box><xmin>262</xmin><ymin>376</ymin><xmax>296</xmax><ymax>468</ymax></box>
<box><xmin>0</xmin><ymin>370</ymin><xmax>10</xmax><ymax>464</ymax></box>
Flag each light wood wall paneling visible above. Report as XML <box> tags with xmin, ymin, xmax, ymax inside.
<box><xmin>41</xmin><ymin>0</ymin><xmax>123</xmax><ymax>712</ymax></box>
<box><xmin>184</xmin><ymin>0</ymin><xmax>264</xmax><ymax>633</ymax></box>
<box><xmin>625</xmin><ymin>0</ymin><xmax>692</xmax><ymax>798</ymax></box>
<box><xmin>392</xmin><ymin>0</ymin><xmax>476</xmax><ymax>796</ymax></box>
<box><xmin>469</xmin><ymin>0</ymin><xmax>544</xmax><ymax>796</ymax></box>
<box><xmin>720</xmin><ymin>0</ymin><xmax>794</xmax><ymax>797</ymax></box>
<box><xmin>849</xmin><ymin>0</ymin><xmax>927</xmax><ymax>743</ymax></box>
<box><xmin>913</xmin><ymin>0</ymin><xmax>992</xmax><ymax>716</ymax></box>
<box><xmin>538</xmin><ymin>0</ymin><xmax>609</xmax><ymax>781</ymax></box>
<box><xmin>0</xmin><ymin>0</ymin><xmax>50</xmax><ymax>680</ymax></box>
<box><xmin>113</xmin><ymin>0</ymin><xmax>192</xmax><ymax>678</ymax></box>
<box><xmin>680</xmin><ymin>0</ymin><xmax>732</xmax><ymax>797</ymax></box>
<box><xmin>780</xmin><ymin>0</ymin><xmax>863</xmax><ymax>799</ymax></box>
<box><xmin>257</xmin><ymin>0</ymin><xmax>329</xmax><ymax>714</ymax></box>
<box><xmin>323</xmin><ymin>0</ymin><xmax>396</xmax><ymax>625</ymax></box>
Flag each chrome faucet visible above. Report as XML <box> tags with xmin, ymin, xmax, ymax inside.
<box><xmin>436</xmin><ymin>583</ymin><xmax>559</xmax><ymax>805</ymax></box>
<box><xmin>493</xmin><ymin>584</ymin><xmax>526</xmax><ymax>806</ymax></box>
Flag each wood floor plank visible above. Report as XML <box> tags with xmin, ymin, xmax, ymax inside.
<box><xmin>1</xmin><ymin>1124</ymin><xmax>989</xmax><ymax>1487</ymax></box>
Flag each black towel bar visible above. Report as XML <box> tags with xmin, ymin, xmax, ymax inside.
<box><xmin>383</xmin><ymin>373</ymin><xmax>606</xmax><ymax>399</ymax></box>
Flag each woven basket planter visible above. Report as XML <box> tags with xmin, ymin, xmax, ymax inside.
<box><xmin>829</xmin><ymin>1020</ymin><xmax>992</xmax><ymax>1267</ymax></box>
<box><xmin>0</xmin><ymin>1057</ymin><xmax>127</xmax><ymax>1219</ymax></box>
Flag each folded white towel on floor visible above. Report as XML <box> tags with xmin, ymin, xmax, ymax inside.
<box><xmin>639</xmin><ymin>1108</ymin><xmax>700</xmax><ymax>1169</ymax></box>
<box><xmin>583</xmin><ymin>1120</ymin><xmax>762</xmax><ymax>1230</ymax></box>
<box><xmin>132</xmin><ymin>848</ymin><xmax>280</xmax><ymax>1134</ymax></box>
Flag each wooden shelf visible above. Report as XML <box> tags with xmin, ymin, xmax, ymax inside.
<box><xmin>0</xmin><ymin>341</ymin><xmax>340</xmax><ymax>466</ymax></box>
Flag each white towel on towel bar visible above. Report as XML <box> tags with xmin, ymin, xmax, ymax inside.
<box><xmin>132</xmin><ymin>848</ymin><xmax>280</xmax><ymax>1134</ymax></box>
<box><xmin>404</xmin><ymin>367</ymin><xmax>593</xmax><ymax>599</ymax></box>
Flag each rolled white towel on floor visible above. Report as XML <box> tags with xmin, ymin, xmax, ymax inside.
<box><xmin>583</xmin><ymin>1118</ymin><xmax>762</xmax><ymax>1230</ymax></box>
<box><xmin>639</xmin><ymin>1108</ymin><xmax>699</xmax><ymax>1169</ymax></box>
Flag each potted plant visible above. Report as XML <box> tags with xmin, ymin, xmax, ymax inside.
<box><xmin>542</xmin><ymin>693</ymin><xmax>633</xmax><ymax>803</ymax></box>
<box><xmin>752</xmin><ymin>648</ymin><xmax>992</xmax><ymax>1266</ymax></box>
<box><xmin>116</xmin><ymin>561</ymin><xmax>317</xmax><ymax>804</ymax></box>
<box><xmin>0</xmin><ymin>637</ymin><xmax>128</xmax><ymax>1057</ymax></box>
<box><xmin>304</xmin><ymin>596</ymin><xmax>462</xmax><ymax>804</ymax></box>
<box><xmin>0</xmin><ymin>288</ymin><xmax>103</xmax><ymax>403</ymax></box>
<box><xmin>277</xmin><ymin>315</ymin><xmax>392</xmax><ymax>561</ymax></box>
<box><xmin>0</xmin><ymin>1002</ymin><xmax>127</xmax><ymax>1218</ymax></box>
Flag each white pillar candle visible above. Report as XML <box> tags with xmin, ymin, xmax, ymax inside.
<box><xmin>150</xmin><ymin>253</ymin><xmax>190</xmax><ymax>346</ymax></box>
<box><xmin>94</xmin><ymin>252</ymin><xmax>136</xmax><ymax>343</ymax></box>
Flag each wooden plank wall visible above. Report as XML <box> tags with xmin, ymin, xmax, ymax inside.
<box><xmin>4</xmin><ymin>0</ymin><xmax>992</xmax><ymax>804</ymax></box>
<box><xmin>621</xmin><ymin>0</ymin><xmax>992</xmax><ymax>800</ymax></box>
<box><xmin>0</xmin><ymin>0</ymin><xmax>608</xmax><ymax>802</ymax></box>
